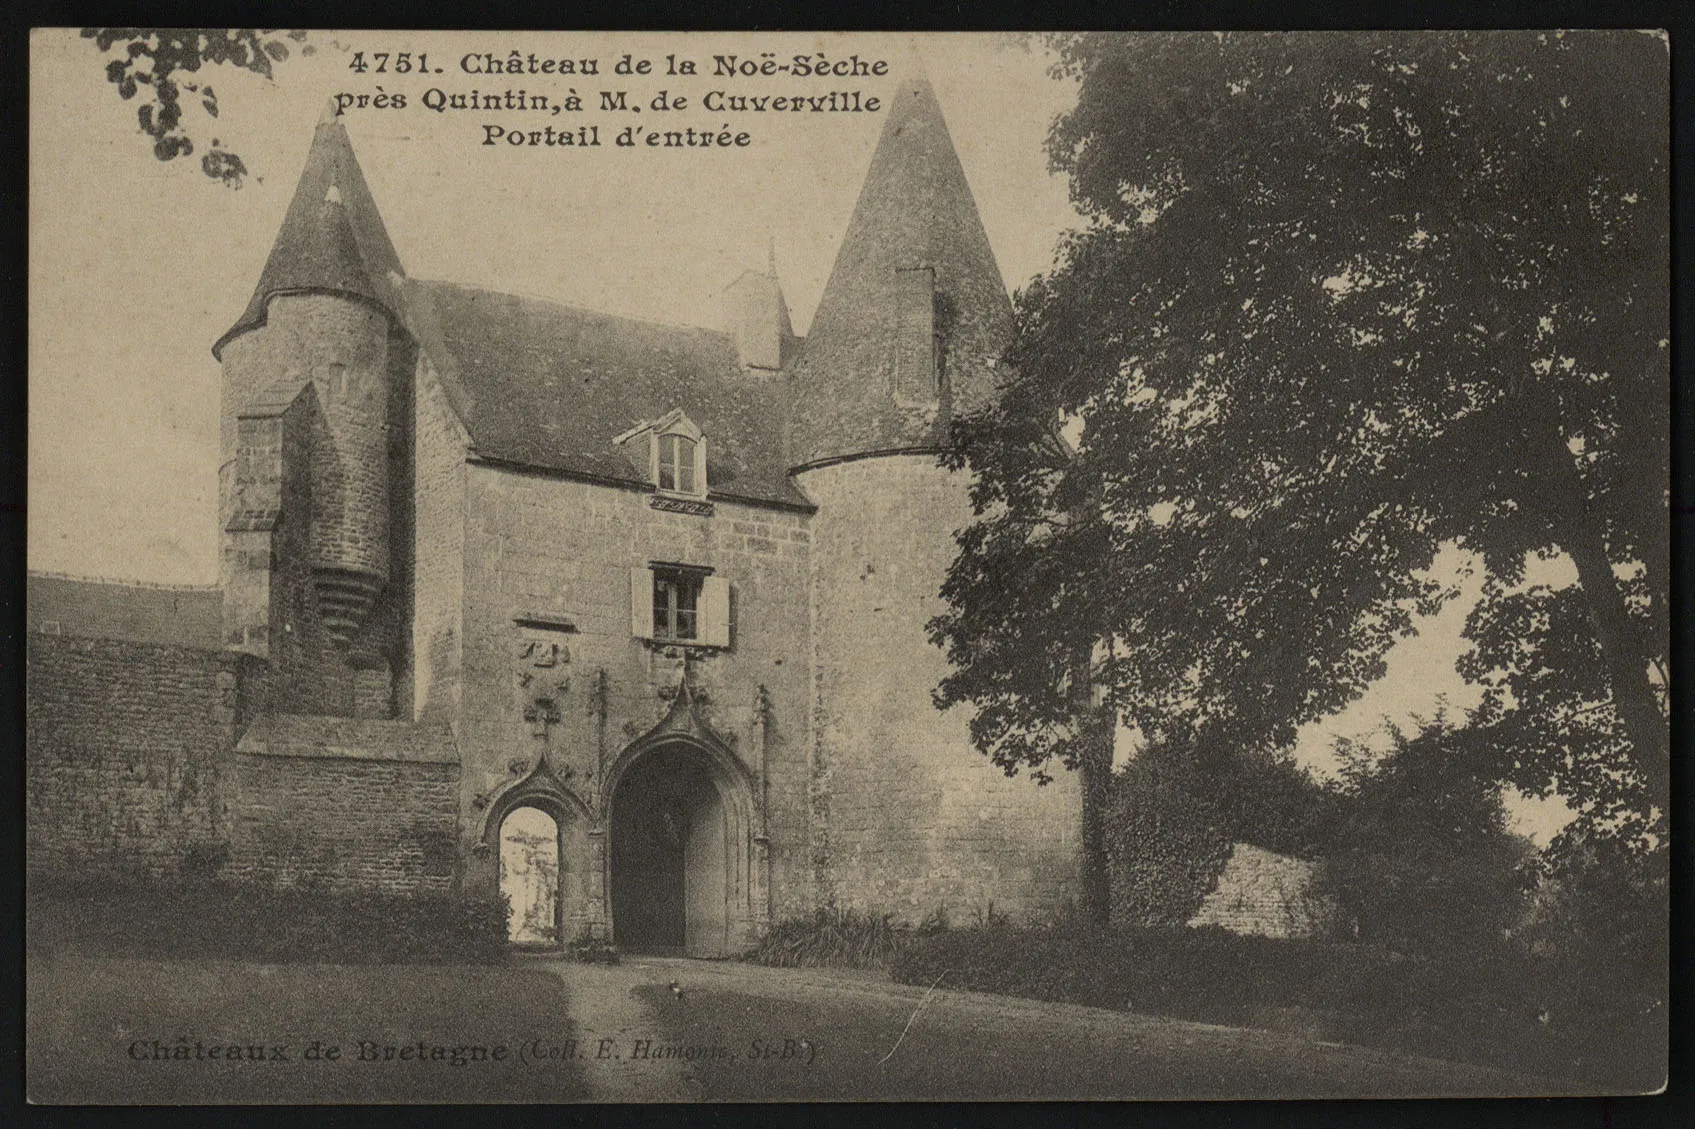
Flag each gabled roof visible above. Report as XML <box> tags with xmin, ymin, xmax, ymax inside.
<box><xmin>213</xmin><ymin>112</ymin><xmax>407</xmax><ymax>358</ymax></box>
<box><xmin>786</xmin><ymin>71</ymin><xmax>1015</xmax><ymax>468</ymax></box>
<box><xmin>214</xmin><ymin>68</ymin><xmax>1008</xmax><ymax>501</ymax></box>
<box><xmin>405</xmin><ymin>280</ymin><xmax>811</xmax><ymax>509</ymax></box>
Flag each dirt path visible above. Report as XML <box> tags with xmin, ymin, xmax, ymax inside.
<box><xmin>534</xmin><ymin>957</ymin><xmax>700</xmax><ymax>1101</ymax></box>
<box><xmin>537</xmin><ymin>956</ymin><xmax>1545</xmax><ymax>1101</ymax></box>
<box><xmin>28</xmin><ymin>948</ymin><xmax>1550</xmax><ymax>1102</ymax></box>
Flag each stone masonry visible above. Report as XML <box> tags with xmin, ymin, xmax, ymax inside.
<box><xmin>26</xmin><ymin>71</ymin><xmax>1119</xmax><ymax>943</ymax></box>
<box><xmin>800</xmin><ymin>455</ymin><xmax>1082</xmax><ymax>919</ymax></box>
<box><xmin>26</xmin><ymin>634</ymin><xmax>246</xmax><ymax>880</ymax></box>
<box><xmin>1188</xmin><ymin>843</ymin><xmax>1333</xmax><ymax>939</ymax></box>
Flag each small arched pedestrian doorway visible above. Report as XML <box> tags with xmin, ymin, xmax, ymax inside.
<box><xmin>608</xmin><ymin>741</ymin><xmax>742</xmax><ymax>956</ymax></box>
<box><xmin>498</xmin><ymin>805</ymin><xmax>561</xmax><ymax>947</ymax></box>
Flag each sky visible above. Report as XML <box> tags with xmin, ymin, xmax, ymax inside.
<box><xmin>27</xmin><ymin>29</ymin><xmax>1570</xmax><ymax>842</ymax></box>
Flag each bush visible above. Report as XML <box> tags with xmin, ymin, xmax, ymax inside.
<box><xmin>1104</xmin><ymin>735</ymin><xmax>1330</xmax><ymax>928</ymax></box>
<box><xmin>749</xmin><ymin>904</ymin><xmax>908</xmax><ymax>970</ymax></box>
<box><xmin>27</xmin><ymin>878</ymin><xmax>510</xmax><ymax>964</ymax></box>
<box><xmin>1106</xmin><ymin>749</ymin><xmax>1233</xmax><ymax>926</ymax></box>
<box><xmin>889</xmin><ymin>917</ymin><xmax>1658</xmax><ymax>1089</ymax></box>
<box><xmin>1313</xmin><ymin>720</ymin><xmax>1533</xmax><ymax>949</ymax></box>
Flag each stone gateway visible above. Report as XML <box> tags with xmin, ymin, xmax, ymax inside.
<box><xmin>27</xmin><ymin>71</ymin><xmax>1084</xmax><ymax>952</ymax></box>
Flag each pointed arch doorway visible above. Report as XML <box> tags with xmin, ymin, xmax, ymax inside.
<box><xmin>499</xmin><ymin>805</ymin><xmax>561</xmax><ymax>946</ymax></box>
<box><xmin>606</xmin><ymin>738</ymin><xmax>749</xmax><ymax>957</ymax></box>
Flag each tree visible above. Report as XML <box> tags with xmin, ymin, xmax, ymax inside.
<box><xmin>931</xmin><ymin>32</ymin><xmax>1669</xmax><ymax>852</ymax></box>
<box><xmin>1314</xmin><ymin>717</ymin><xmax>1532</xmax><ymax>950</ymax></box>
<box><xmin>1107</xmin><ymin>730</ymin><xmax>1329</xmax><ymax>926</ymax></box>
<box><xmin>82</xmin><ymin>28</ymin><xmax>312</xmax><ymax>186</ymax></box>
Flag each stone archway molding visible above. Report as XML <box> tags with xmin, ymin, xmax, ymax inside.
<box><xmin>601</xmin><ymin>679</ymin><xmax>765</xmax><ymax>951</ymax></box>
<box><xmin>478</xmin><ymin>749</ymin><xmax>591</xmax><ymax>848</ymax></box>
<box><xmin>479</xmin><ymin>751</ymin><xmax>589</xmax><ymax>950</ymax></box>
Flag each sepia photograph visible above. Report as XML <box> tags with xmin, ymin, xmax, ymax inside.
<box><xmin>25</xmin><ymin>28</ymin><xmax>1669</xmax><ymax>1102</ymax></box>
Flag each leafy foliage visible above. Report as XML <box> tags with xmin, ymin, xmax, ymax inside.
<box><xmin>1106</xmin><ymin>735</ymin><xmax>1330</xmax><ymax>925</ymax></box>
<box><xmin>1312</xmin><ymin>717</ymin><xmax>1533</xmax><ymax>949</ymax></box>
<box><xmin>749</xmin><ymin>904</ymin><xmax>913</xmax><ymax>970</ymax></box>
<box><xmin>82</xmin><ymin>28</ymin><xmax>312</xmax><ymax>186</ymax></box>
<box><xmin>1513</xmin><ymin>835</ymin><xmax>1668</xmax><ymax>1052</ymax></box>
<box><xmin>931</xmin><ymin>31</ymin><xmax>1669</xmax><ymax>844</ymax></box>
<box><xmin>1459</xmin><ymin>570</ymin><xmax>1664</xmax><ymax>851</ymax></box>
<box><xmin>1105</xmin><ymin>744</ymin><xmax>1233</xmax><ymax>925</ymax></box>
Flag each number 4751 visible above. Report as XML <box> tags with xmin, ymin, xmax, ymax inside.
<box><xmin>348</xmin><ymin>52</ymin><xmax>428</xmax><ymax>74</ymax></box>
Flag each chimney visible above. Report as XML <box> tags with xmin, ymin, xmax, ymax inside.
<box><xmin>724</xmin><ymin>249</ymin><xmax>795</xmax><ymax>371</ymax></box>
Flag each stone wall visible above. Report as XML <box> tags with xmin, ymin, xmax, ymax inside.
<box><xmin>224</xmin><ymin>756</ymin><xmax>458</xmax><ymax>893</ymax></box>
<box><xmin>226</xmin><ymin>715</ymin><xmax>459</xmax><ymax>894</ymax></box>
<box><xmin>456</xmin><ymin>464</ymin><xmax>817</xmax><ymax>922</ymax></box>
<box><xmin>797</xmin><ymin>454</ymin><xmax>1082</xmax><ymax>922</ymax></box>
<box><xmin>1188</xmin><ymin>843</ymin><xmax>1331</xmax><ymax>939</ymax></box>
<box><xmin>219</xmin><ymin>296</ymin><xmax>416</xmax><ymax>721</ymax></box>
<box><xmin>26</xmin><ymin>634</ymin><xmax>243</xmax><ymax>880</ymax></box>
<box><xmin>411</xmin><ymin>358</ymin><xmax>468</xmax><ymax>722</ymax></box>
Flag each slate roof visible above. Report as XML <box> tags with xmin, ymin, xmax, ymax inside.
<box><xmin>27</xmin><ymin>573</ymin><xmax>222</xmax><ymax>649</ymax></box>
<box><xmin>404</xmin><ymin>280</ymin><xmax>811</xmax><ymax>508</ymax></box>
<box><xmin>214</xmin><ymin>70</ymin><xmax>1004</xmax><ymax>496</ymax></box>
<box><xmin>785</xmin><ymin>71</ymin><xmax>1016</xmax><ymax>468</ymax></box>
<box><xmin>214</xmin><ymin>111</ymin><xmax>407</xmax><ymax>359</ymax></box>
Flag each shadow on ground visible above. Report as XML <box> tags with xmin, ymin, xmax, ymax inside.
<box><xmin>27</xmin><ymin>950</ymin><xmax>1547</xmax><ymax>1103</ymax></box>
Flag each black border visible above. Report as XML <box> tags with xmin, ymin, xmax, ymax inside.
<box><xmin>7</xmin><ymin>3</ymin><xmax>1692</xmax><ymax>1127</ymax></box>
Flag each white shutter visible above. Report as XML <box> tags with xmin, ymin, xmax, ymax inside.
<box><xmin>700</xmin><ymin>576</ymin><xmax>731</xmax><ymax>648</ymax></box>
<box><xmin>694</xmin><ymin>437</ymin><xmax>709</xmax><ymax>497</ymax></box>
<box><xmin>630</xmin><ymin>567</ymin><xmax>655</xmax><ymax>639</ymax></box>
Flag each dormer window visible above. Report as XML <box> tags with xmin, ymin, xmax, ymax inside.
<box><xmin>658</xmin><ymin>433</ymin><xmax>698</xmax><ymax>494</ymax></box>
<box><xmin>614</xmin><ymin>409</ymin><xmax>709</xmax><ymax>501</ymax></box>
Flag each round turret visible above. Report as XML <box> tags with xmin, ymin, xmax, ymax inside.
<box><xmin>298</xmin><ymin>296</ymin><xmax>392</xmax><ymax>643</ymax></box>
<box><xmin>213</xmin><ymin>113</ymin><xmax>409</xmax><ymax>650</ymax></box>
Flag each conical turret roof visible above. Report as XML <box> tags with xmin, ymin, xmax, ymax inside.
<box><xmin>213</xmin><ymin>112</ymin><xmax>407</xmax><ymax>358</ymax></box>
<box><xmin>786</xmin><ymin>69</ymin><xmax>1014</xmax><ymax>468</ymax></box>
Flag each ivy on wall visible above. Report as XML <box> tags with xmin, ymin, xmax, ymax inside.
<box><xmin>1105</xmin><ymin>749</ymin><xmax>1233</xmax><ymax>926</ymax></box>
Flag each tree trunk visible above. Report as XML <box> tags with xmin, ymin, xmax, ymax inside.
<box><xmin>1536</xmin><ymin>421</ymin><xmax>1671</xmax><ymax>814</ymax></box>
<box><xmin>1078</xmin><ymin>728</ymin><xmax>1113</xmax><ymax>926</ymax></box>
<box><xmin>1071</xmin><ymin>644</ymin><xmax>1114</xmax><ymax>926</ymax></box>
<box><xmin>1557</xmin><ymin>502</ymin><xmax>1670</xmax><ymax>812</ymax></box>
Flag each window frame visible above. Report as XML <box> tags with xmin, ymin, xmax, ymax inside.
<box><xmin>657</xmin><ymin>433</ymin><xmax>699</xmax><ymax>495</ymax></box>
<box><xmin>632</xmin><ymin>565</ymin><xmax>732</xmax><ymax>649</ymax></box>
<box><xmin>651</xmin><ymin>567</ymin><xmax>702</xmax><ymax>643</ymax></box>
<box><xmin>646</xmin><ymin>415</ymin><xmax>708</xmax><ymax>500</ymax></box>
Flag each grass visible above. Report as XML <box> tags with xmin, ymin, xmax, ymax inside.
<box><xmin>27</xmin><ymin>877</ymin><xmax>507</xmax><ymax>965</ymax></box>
<box><xmin>627</xmin><ymin>971</ymin><xmax>1535</xmax><ymax>1100</ymax></box>
<box><xmin>26</xmin><ymin>880</ymin><xmax>573</xmax><ymax>1103</ymax></box>
<box><xmin>27</xmin><ymin>953</ymin><xmax>590</xmax><ymax>1103</ymax></box>
<box><xmin>887</xmin><ymin>919</ymin><xmax>1665</xmax><ymax>1094</ymax></box>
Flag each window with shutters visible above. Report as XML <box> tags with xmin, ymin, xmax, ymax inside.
<box><xmin>631</xmin><ymin>565</ymin><xmax>732</xmax><ymax>648</ymax></box>
<box><xmin>653</xmin><ymin>568</ymin><xmax>700</xmax><ymax>641</ymax></box>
